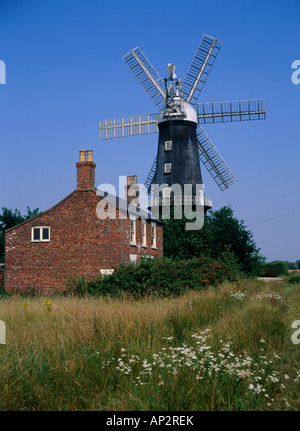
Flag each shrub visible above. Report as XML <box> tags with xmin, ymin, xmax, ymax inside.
<box><xmin>216</xmin><ymin>247</ymin><xmax>245</xmax><ymax>282</ymax></box>
<box><xmin>66</xmin><ymin>256</ymin><xmax>243</xmax><ymax>298</ymax></box>
<box><xmin>0</xmin><ymin>285</ymin><xmax>11</xmax><ymax>298</ymax></box>
<box><xmin>162</xmin><ymin>206</ymin><xmax>264</xmax><ymax>276</ymax></box>
<box><xmin>261</xmin><ymin>261</ymin><xmax>289</xmax><ymax>277</ymax></box>
<box><xmin>65</xmin><ymin>275</ymin><xmax>89</xmax><ymax>297</ymax></box>
<box><xmin>287</xmin><ymin>276</ymin><xmax>300</xmax><ymax>285</ymax></box>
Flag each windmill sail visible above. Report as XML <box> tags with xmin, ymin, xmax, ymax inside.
<box><xmin>196</xmin><ymin>125</ymin><xmax>237</xmax><ymax>191</ymax></box>
<box><xmin>182</xmin><ymin>35</ymin><xmax>222</xmax><ymax>106</ymax></box>
<box><xmin>100</xmin><ymin>114</ymin><xmax>158</xmax><ymax>140</ymax></box>
<box><xmin>123</xmin><ymin>47</ymin><xmax>166</xmax><ymax>109</ymax></box>
<box><xmin>197</xmin><ymin>99</ymin><xmax>266</xmax><ymax>124</ymax></box>
<box><xmin>144</xmin><ymin>156</ymin><xmax>157</xmax><ymax>191</ymax></box>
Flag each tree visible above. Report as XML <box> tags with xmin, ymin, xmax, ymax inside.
<box><xmin>161</xmin><ymin>206</ymin><xmax>264</xmax><ymax>275</ymax></box>
<box><xmin>0</xmin><ymin>207</ymin><xmax>40</xmax><ymax>261</ymax></box>
<box><xmin>288</xmin><ymin>261</ymin><xmax>296</xmax><ymax>270</ymax></box>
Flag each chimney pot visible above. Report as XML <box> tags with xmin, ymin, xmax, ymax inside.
<box><xmin>79</xmin><ymin>150</ymin><xmax>85</xmax><ymax>162</ymax></box>
<box><xmin>86</xmin><ymin>149</ymin><xmax>93</xmax><ymax>162</ymax></box>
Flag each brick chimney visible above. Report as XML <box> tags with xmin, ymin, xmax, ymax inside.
<box><xmin>76</xmin><ymin>150</ymin><xmax>96</xmax><ymax>190</ymax></box>
<box><xmin>125</xmin><ymin>175</ymin><xmax>139</xmax><ymax>205</ymax></box>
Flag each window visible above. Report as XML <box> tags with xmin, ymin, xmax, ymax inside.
<box><xmin>151</xmin><ymin>222</ymin><xmax>157</xmax><ymax>248</ymax></box>
<box><xmin>130</xmin><ymin>219</ymin><xmax>136</xmax><ymax>244</ymax></box>
<box><xmin>164</xmin><ymin>163</ymin><xmax>171</xmax><ymax>174</ymax></box>
<box><xmin>199</xmin><ymin>189</ymin><xmax>204</xmax><ymax>205</ymax></box>
<box><xmin>142</xmin><ymin>220</ymin><xmax>147</xmax><ymax>247</ymax></box>
<box><xmin>163</xmin><ymin>187</ymin><xmax>171</xmax><ymax>198</ymax></box>
<box><xmin>165</xmin><ymin>140</ymin><xmax>172</xmax><ymax>151</ymax></box>
<box><xmin>100</xmin><ymin>269</ymin><xmax>114</xmax><ymax>275</ymax></box>
<box><xmin>129</xmin><ymin>254</ymin><xmax>137</xmax><ymax>264</ymax></box>
<box><xmin>31</xmin><ymin>227</ymin><xmax>50</xmax><ymax>242</ymax></box>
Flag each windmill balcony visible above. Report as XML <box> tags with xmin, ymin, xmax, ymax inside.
<box><xmin>147</xmin><ymin>196</ymin><xmax>213</xmax><ymax>210</ymax></box>
<box><xmin>204</xmin><ymin>197</ymin><xmax>212</xmax><ymax>208</ymax></box>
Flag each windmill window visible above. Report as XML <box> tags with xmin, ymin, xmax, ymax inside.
<box><xmin>165</xmin><ymin>140</ymin><xmax>172</xmax><ymax>151</ymax></box>
<box><xmin>31</xmin><ymin>227</ymin><xmax>50</xmax><ymax>242</ymax></box>
<box><xmin>199</xmin><ymin>189</ymin><xmax>204</xmax><ymax>205</ymax></box>
<box><xmin>163</xmin><ymin>187</ymin><xmax>171</xmax><ymax>198</ymax></box>
<box><xmin>164</xmin><ymin>163</ymin><xmax>171</xmax><ymax>174</ymax></box>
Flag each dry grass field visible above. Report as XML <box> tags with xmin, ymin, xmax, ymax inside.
<box><xmin>0</xmin><ymin>276</ymin><xmax>300</xmax><ymax>411</ymax></box>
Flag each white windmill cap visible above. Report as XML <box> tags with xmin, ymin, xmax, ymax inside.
<box><xmin>157</xmin><ymin>101</ymin><xmax>198</xmax><ymax>124</ymax></box>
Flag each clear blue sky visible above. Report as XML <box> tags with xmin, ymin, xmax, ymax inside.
<box><xmin>0</xmin><ymin>0</ymin><xmax>299</xmax><ymax>262</ymax></box>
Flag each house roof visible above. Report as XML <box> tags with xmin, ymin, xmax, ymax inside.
<box><xmin>99</xmin><ymin>190</ymin><xmax>162</xmax><ymax>223</ymax></box>
<box><xmin>5</xmin><ymin>188</ymin><xmax>162</xmax><ymax>233</ymax></box>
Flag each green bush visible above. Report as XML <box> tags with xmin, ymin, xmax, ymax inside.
<box><xmin>162</xmin><ymin>206</ymin><xmax>264</xmax><ymax>276</ymax></box>
<box><xmin>216</xmin><ymin>247</ymin><xmax>244</xmax><ymax>282</ymax></box>
<box><xmin>65</xmin><ymin>275</ymin><xmax>89</xmax><ymax>297</ymax></box>
<box><xmin>261</xmin><ymin>261</ymin><xmax>289</xmax><ymax>277</ymax></box>
<box><xmin>287</xmin><ymin>276</ymin><xmax>300</xmax><ymax>285</ymax></box>
<box><xmin>0</xmin><ymin>285</ymin><xmax>11</xmax><ymax>298</ymax></box>
<box><xmin>67</xmin><ymin>256</ymin><xmax>243</xmax><ymax>299</ymax></box>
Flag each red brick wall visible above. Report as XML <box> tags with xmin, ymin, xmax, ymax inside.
<box><xmin>5</xmin><ymin>190</ymin><xmax>163</xmax><ymax>293</ymax></box>
<box><xmin>0</xmin><ymin>270</ymin><xmax>4</xmax><ymax>288</ymax></box>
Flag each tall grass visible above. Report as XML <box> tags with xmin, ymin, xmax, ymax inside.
<box><xmin>0</xmin><ymin>278</ymin><xmax>300</xmax><ymax>411</ymax></box>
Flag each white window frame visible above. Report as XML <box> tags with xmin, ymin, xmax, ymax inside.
<box><xmin>130</xmin><ymin>217</ymin><xmax>136</xmax><ymax>245</ymax></box>
<box><xmin>100</xmin><ymin>269</ymin><xmax>114</xmax><ymax>275</ymax></box>
<box><xmin>142</xmin><ymin>219</ymin><xmax>147</xmax><ymax>247</ymax></box>
<box><xmin>163</xmin><ymin>187</ymin><xmax>171</xmax><ymax>198</ymax></box>
<box><xmin>31</xmin><ymin>226</ymin><xmax>51</xmax><ymax>242</ymax></box>
<box><xmin>129</xmin><ymin>254</ymin><xmax>137</xmax><ymax>264</ymax></box>
<box><xmin>199</xmin><ymin>189</ymin><xmax>204</xmax><ymax>206</ymax></box>
<box><xmin>151</xmin><ymin>222</ymin><xmax>157</xmax><ymax>249</ymax></box>
<box><xmin>164</xmin><ymin>163</ymin><xmax>171</xmax><ymax>174</ymax></box>
<box><xmin>165</xmin><ymin>140</ymin><xmax>172</xmax><ymax>151</ymax></box>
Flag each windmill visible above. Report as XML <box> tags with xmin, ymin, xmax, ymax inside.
<box><xmin>99</xmin><ymin>35</ymin><xmax>266</xmax><ymax>211</ymax></box>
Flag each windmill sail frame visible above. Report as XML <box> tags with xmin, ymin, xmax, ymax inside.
<box><xmin>182</xmin><ymin>34</ymin><xmax>222</xmax><ymax>105</ymax></box>
<box><xmin>123</xmin><ymin>47</ymin><xmax>166</xmax><ymax>110</ymax></box>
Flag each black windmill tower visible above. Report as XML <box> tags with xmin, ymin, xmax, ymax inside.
<box><xmin>100</xmin><ymin>35</ymin><xmax>266</xmax><ymax>212</ymax></box>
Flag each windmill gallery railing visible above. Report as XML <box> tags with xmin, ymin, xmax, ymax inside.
<box><xmin>147</xmin><ymin>195</ymin><xmax>213</xmax><ymax>209</ymax></box>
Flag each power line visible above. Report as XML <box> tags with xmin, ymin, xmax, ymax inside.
<box><xmin>247</xmin><ymin>204</ymin><xmax>300</xmax><ymax>227</ymax></box>
<box><xmin>271</xmin><ymin>256</ymin><xmax>300</xmax><ymax>260</ymax></box>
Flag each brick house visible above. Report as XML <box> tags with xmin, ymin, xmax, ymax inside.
<box><xmin>4</xmin><ymin>150</ymin><xmax>163</xmax><ymax>293</ymax></box>
<box><xmin>0</xmin><ymin>264</ymin><xmax>4</xmax><ymax>289</ymax></box>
